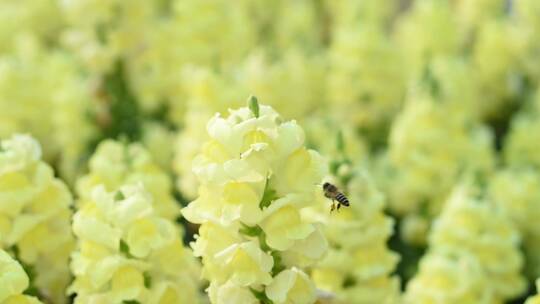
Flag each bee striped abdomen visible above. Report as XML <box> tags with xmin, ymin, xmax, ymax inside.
<box><xmin>322</xmin><ymin>182</ymin><xmax>350</xmax><ymax>212</ymax></box>
<box><xmin>335</xmin><ymin>192</ymin><xmax>349</xmax><ymax>206</ymax></box>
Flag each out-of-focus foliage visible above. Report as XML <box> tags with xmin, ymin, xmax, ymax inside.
<box><xmin>1</xmin><ymin>0</ymin><xmax>540</xmax><ymax>303</ymax></box>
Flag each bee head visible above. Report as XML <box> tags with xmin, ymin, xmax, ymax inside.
<box><xmin>322</xmin><ymin>182</ymin><xmax>331</xmax><ymax>190</ymax></box>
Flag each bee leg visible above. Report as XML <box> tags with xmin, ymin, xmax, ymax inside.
<box><xmin>330</xmin><ymin>201</ymin><xmax>335</xmax><ymax>212</ymax></box>
<box><xmin>337</xmin><ymin>203</ymin><xmax>341</xmax><ymax>211</ymax></box>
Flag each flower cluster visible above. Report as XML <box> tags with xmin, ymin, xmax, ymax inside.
<box><xmin>60</xmin><ymin>0</ymin><xmax>257</xmax><ymax>117</ymax></box>
<box><xmin>239</xmin><ymin>50</ymin><xmax>326</xmax><ymax>121</ymax></box>
<box><xmin>173</xmin><ymin>53</ymin><xmax>327</xmax><ymax>200</ymax></box>
<box><xmin>488</xmin><ymin>169</ymin><xmax>540</xmax><ymax>276</ymax></box>
<box><xmin>0</xmin><ymin>134</ymin><xmax>74</xmax><ymax>303</ymax></box>
<box><xmin>173</xmin><ymin>107</ymin><xmax>216</xmax><ymax>201</ymax></box>
<box><xmin>0</xmin><ymin>249</ymin><xmax>42</xmax><ymax>304</ymax></box>
<box><xmin>514</xmin><ymin>0</ymin><xmax>540</xmax><ymax>81</ymax></box>
<box><xmin>69</xmin><ymin>183</ymin><xmax>201</xmax><ymax>303</ymax></box>
<box><xmin>495</xmin><ymin>95</ymin><xmax>540</xmax><ymax>278</ymax></box>
<box><xmin>504</xmin><ymin>109</ymin><xmax>540</xmax><ymax>169</ymax></box>
<box><xmin>302</xmin><ymin>117</ymin><xmax>367</xmax><ymax>167</ymax></box>
<box><xmin>453</xmin><ymin>0</ymin><xmax>506</xmax><ymax>36</ymax></box>
<box><xmin>394</xmin><ymin>0</ymin><xmax>460</xmax><ymax>78</ymax></box>
<box><xmin>312</xmin><ymin>170</ymin><xmax>400</xmax><ymax>304</ymax></box>
<box><xmin>140</xmin><ymin>122</ymin><xmax>176</xmax><ymax>172</ymax></box>
<box><xmin>0</xmin><ymin>35</ymin><xmax>95</xmax><ymax>182</ymax></box>
<box><xmin>0</xmin><ymin>0</ymin><xmax>62</xmax><ymax>52</ymax></box>
<box><xmin>405</xmin><ymin>252</ymin><xmax>493</xmax><ymax>304</ymax></box>
<box><xmin>405</xmin><ymin>184</ymin><xmax>526</xmax><ymax>302</ymax></box>
<box><xmin>472</xmin><ymin>19</ymin><xmax>522</xmax><ymax>119</ymax></box>
<box><xmin>2</xmin><ymin>0</ymin><xmax>540</xmax><ymax>302</ymax></box>
<box><xmin>183</xmin><ymin>100</ymin><xmax>328</xmax><ymax>304</ymax></box>
<box><xmin>384</xmin><ymin>96</ymin><xmax>494</xmax><ymax>244</ymax></box>
<box><xmin>327</xmin><ymin>22</ymin><xmax>405</xmax><ymax>130</ymax></box>
<box><xmin>76</xmin><ymin>139</ymin><xmax>180</xmax><ymax>221</ymax></box>
<box><xmin>325</xmin><ymin>0</ymin><xmax>396</xmax><ymax>28</ymax></box>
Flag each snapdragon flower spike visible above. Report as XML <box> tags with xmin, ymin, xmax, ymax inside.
<box><xmin>0</xmin><ymin>36</ymin><xmax>95</xmax><ymax>183</ymax></box>
<box><xmin>76</xmin><ymin>139</ymin><xmax>180</xmax><ymax>221</ymax></box>
<box><xmin>70</xmin><ymin>183</ymin><xmax>202</xmax><ymax>304</ymax></box>
<box><xmin>405</xmin><ymin>252</ymin><xmax>495</xmax><ymax>304</ymax></box>
<box><xmin>0</xmin><ymin>249</ymin><xmax>43</xmax><ymax>304</ymax></box>
<box><xmin>327</xmin><ymin>22</ymin><xmax>405</xmax><ymax>130</ymax></box>
<box><xmin>405</xmin><ymin>184</ymin><xmax>526</xmax><ymax>303</ymax></box>
<box><xmin>386</xmin><ymin>96</ymin><xmax>494</xmax><ymax>244</ymax></box>
<box><xmin>0</xmin><ymin>134</ymin><xmax>74</xmax><ymax>304</ymax></box>
<box><xmin>488</xmin><ymin>168</ymin><xmax>540</xmax><ymax>278</ymax></box>
<box><xmin>183</xmin><ymin>99</ymin><xmax>328</xmax><ymax>304</ymax></box>
<box><xmin>504</xmin><ymin>111</ymin><xmax>540</xmax><ymax>168</ymax></box>
<box><xmin>312</xmin><ymin>170</ymin><xmax>401</xmax><ymax>303</ymax></box>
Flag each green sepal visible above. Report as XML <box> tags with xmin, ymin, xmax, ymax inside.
<box><xmin>248</xmin><ymin>95</ymin><xmax>260</xmax><ymax>118</ymax></box>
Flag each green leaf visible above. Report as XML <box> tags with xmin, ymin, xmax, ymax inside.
<box><xmin>418</xmin><ymin>200</ymin><xmax>430</xmax><ymax>218</ymax></box>
<box><xmin>114</xmin><ymin>191</ymin><xmax>125</xmax><ymax>201</ymax></box>
<box><xmin>95</xmin><ymin>23</ymin><xmax>108</xmax><ymax>44</ymax></box>
<box><xmin>101</xmin><ymin>59</ymin><xmax>143</xmax><ymax>142</ymax></box>
<box><xmin>270</xmin><ymin>251</ymin><xmax>286</xmax><ymax>276</ymax></box>
<box><xmin>119</xmin><ymin>240</ymin><xmax>134</xmax><ymax>258</ymax></box>
<box><xmin>239</xmin><ymin>223</ymin><xmax>263</xmax><ymax>237</ymax></box>
<box><xmin>421</xmin><ymin>65</ymin><xmax>440</xmax><ymax>98</ymax></box>
<box><xmin>260</xmin><ymin>178</ymin><xmax>278</xmax><ymax>209</ymax></box>
<box><xmin>336</xmin><ymin>130</ymin><xmax>345</xmax><ymax>153</ymax></box>
<box><xmin>250</xmin><ymin>288</ymin><xmax>274</xmax><ymax>304</ymax></box>
<box><xmin>143</xmin><ymin>272</ymin><xmax>152</xmax><ymax>288</ymax></box>
<box><xmin>248</xmin><ymin>95</ymin><xmax>260</xmax><ymax>118</ymax></box>
<box><xmin>342</xmin><ymin>274</ymin><xmax>357</xmax><ymax>288</ymax></box>
<box><xmin>258</xmin><ymin>232</ymin><xmax>271</xmax><ymax>253</ymax></box>
<box><xmin>329</xmin><ymin>160</ymin><xmax>341</xmax><ymax>176</ymax></box>
<box><xmin>239</xmin><ymin>224</ymin><xmax>273</xmax><ymax>253</ymax></box>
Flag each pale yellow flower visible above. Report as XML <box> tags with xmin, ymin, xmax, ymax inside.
<box><xmin>2</xmin><ymin>295</ymin><xmax>43</xmax><ymax>304</ymax></box>
<box><xmin>0</xmin><ymin>250</ymin><xmax>30</xmax><ymax>303</ymax></box>
<box><xmin>76</xmin><ymin>140</ymin><xmax>180</xmax><ymax>220</ymax></box>
<box><xmin>0</xmin><ymin>134</ymin><xmax>73</xmax><ymax>303</ymax></box>
<box><xmin>70</xmin><ymin>183</ymin><xmax>202</xmax><ymax>303</ymax></box>
<box><xmin>472</xmin><ymin>20</ymin><xmax>522</xmax><ymax>119</ymax></box>
<box><xmin>405</xmin><ymin>252</ymin><xmax>494</xmax><ymax>304</ymax></box>
<box><xmin>505</xmin><ymin>112</ymin><xmax>540</xmax><ymax>168</ymax></box>
<box><xmin>0</xmin><ymin>35</ymin><xmax>95</xmax><ymax>181</ymax></box>
<box><xmin>212</xmin><ymin>241</ymin><xmax>274</xmax><ymax>286</ymax></box>
<box><xmin>328</xmin><ymin>23</ymin><xmax>405</xmax><ymax>129</ymax></box>
<box><xmin>266</xmin><ymin>267</ymin><xmax>315</xmax><ymax>304</ymax></box>
<box><xmin>394</xmin><ymin>0</ymin><xmax>460</xmax><ymax>77</ymax></box>
<box><xmin>184</xmin><ymin>100</ymin><xmax>326</xmax><ymax>303</ymax></box>
<box><xmin>260</xmin><ymin>195</ymin><xmax>315</xmax><ymax>251</ymax></box>
<box><xmin>386</xmin><ymin>96</ymin><xmax>494</xmax><ymax>243</ymax></box>
<box><xmin>312</xmin><ymin>170</ymin><xmax>400</xmax><ymax>304</ymax></box>
<box><xmin>208</xmin><ymin>281</ymin><xmax>258</xmax><ymax>304</ymax></box>
<box><xmin>406</xmin><ymin>183</ymin><xmax>526</xmax><ymax>302</ymax></box>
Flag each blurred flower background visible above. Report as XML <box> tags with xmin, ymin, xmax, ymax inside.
<box><xmin>1</xmin><ymin>0</ymin><xmax>540</xmax><ymax>303</ymax></box>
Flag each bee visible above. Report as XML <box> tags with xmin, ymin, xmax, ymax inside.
<box><xmin>322</xmin><ymin>182</ymin><xmax>349</xmax><ymax>212</ymax></box>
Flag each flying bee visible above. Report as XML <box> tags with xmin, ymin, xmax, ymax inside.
<box><xmin>322</xmin><ymin>182</ymin><xmax>349</xmax><ymax>212</ymax></box>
